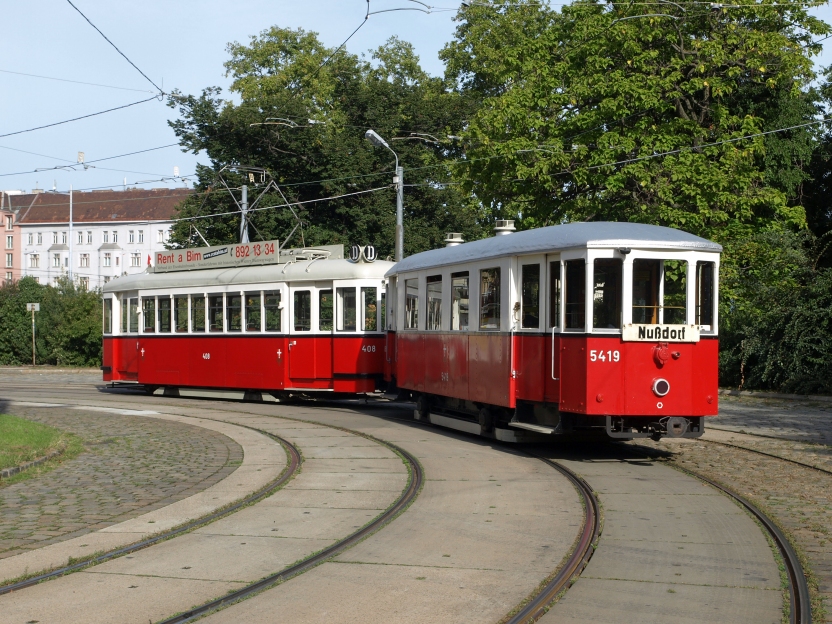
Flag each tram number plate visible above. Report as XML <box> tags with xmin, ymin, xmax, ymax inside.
<box><xmin>362</xmin><ymin>345</ymin><xmax>376</xmax><ymax>353</ymax></box>
<box><xmin>590</xmin><ymin>350</ymin><xmax>620</xmax><ymax>363</ymax></box>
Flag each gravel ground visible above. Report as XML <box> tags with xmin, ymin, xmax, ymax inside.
<box><xmin>0</xmin><ymin>406</ymin><xmax>242</xmax><ymax>560</ymax></box>
<box><xmin>629</xmin><ymin>394</ymin><xmax>832</xmax><ymax>623</ymax></box>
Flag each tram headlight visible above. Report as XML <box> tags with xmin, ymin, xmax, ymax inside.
<box><xmin>652</xmin><ymin>378</ymin><xmax>670</xmax><ymax>397</ymax></box>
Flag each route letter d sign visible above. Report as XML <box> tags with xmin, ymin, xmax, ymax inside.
<box><xmin>26</xmin><ymin>303</ymin><xmax>40</xmax><ymax>312</ymax></box>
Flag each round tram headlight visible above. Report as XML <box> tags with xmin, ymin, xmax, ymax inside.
<box><xmin>652</xmin><ymin>378</ymin><xmax>670</xmax><ymax>397</ymax></box>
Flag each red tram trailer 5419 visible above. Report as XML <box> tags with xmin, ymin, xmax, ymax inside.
<box><xmin>102</xmin><ymin>243</ymin><xmax>393</xmax><ymax>397</ymax></box>
<box><xmin>382</xmin><ymin>221</ymin><xmax>721</xmax><ymax>441</ymax></box>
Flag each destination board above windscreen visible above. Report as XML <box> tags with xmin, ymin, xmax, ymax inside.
<box><xmin>154</xmin><ymin>240</ymin><xmax>280</xmax><ymax>272</ymax></box>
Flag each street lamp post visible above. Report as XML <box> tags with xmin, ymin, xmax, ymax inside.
<box><xmin>365</xmin><ymin>129</ymin><xmax>403</xmax><ymax>262</ymax></box>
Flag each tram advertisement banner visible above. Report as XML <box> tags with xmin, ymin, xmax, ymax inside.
<box><xmin>622</xmin><ymin>324</ymin><xmax>700</xmax><ymax>342</ymax></box>
<box><xmin>154</xmin><ymin>240</ymin><xmax>280</xmax><ymax>273</ymax></box>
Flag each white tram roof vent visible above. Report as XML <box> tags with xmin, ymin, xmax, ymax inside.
<box><xmin>444</xmin><ymin>232</ymin><xmax>464</xmax><ymax>247</ymax></box>
<box><xmin>494</xmin><ymin>220</ymin><xmax>516</xmax><ymax>236</ymax></box>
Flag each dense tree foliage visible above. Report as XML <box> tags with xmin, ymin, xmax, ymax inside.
<box><xmin>0</xmin><ymin>277</ymin><xmax>102</xmax><ymax>367</ymax></box>
<box><xmin>167</xmin><ymin>31</ymin><xmax>485</xmax><ymax>258</ymax></box>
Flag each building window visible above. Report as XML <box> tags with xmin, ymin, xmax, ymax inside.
<box><xmin>130</xmin><ymin>252</ymin><xmax>140</xmax><ymax>267</ymax></box>
<box><xmin>115</xmin><ymin>256</ymin><xmax>120</xmax><ymax>266</ymax></box>
<box><xmin>5</xmin><ymin>253</ymin><xmax>12</xmax><ymax>268</ymax></box>
<box><xmin>112</xmin><ymin>231</ymin><xmax>118</xmax><ymax>243</ymax></box>
<box><xmin>37</xmin><ymin>232</ymin><xmax>42</xmax><ymax>245</ymax></box>
<box><xmin>53</xmin><ymin>253</ymin><xmax>61</xmax><ymax>268</ymax></box>
<box><xmin>103</xmin><ymin>253</ymin><xmax>111</xmax><ymax>267</ymax></box>
<box><xmin>30</xmin><ymin>254</ymin><xmax>39</xmax><ymax>268</ymax></box>
<box><xmin>87</xmin><ymin>231</ymin><xmax>92</xmax><ymax>244</ymax></box>
<box><xmin>138</xmin><ymin>230</ymin><xmax>144</xmax><ymax>243</ymax></box>
<box><xmin>80</xmin><ymin>253</ymin><xmax>90</xmax><ymax>268</ymax></box>
<box><xmin>53</xmin><ymin>232</ymin><xmax>58</xmax><ymax>244</ymax></box>
<box><xmin>6</xmin><ymin>235</ymin><xmax>13</xmax><ymax>249</ymax></box>
<box><xmin>129</xmin><ymin>230</ymin><xmax>135</xmax><ymax>244</ymax></box>
<box><xmin>79</xmin><ymin>277</ymin><xmax>89</xmax><ymax>290</ymax></box>
<box><xmin>5</xmin><ymin>272</ymin><xmax>12</xmax><ymax>282</ymax></box>
<box><xmin>61</xmin><ymin>232</ymin><xmax>67</xmax><ymax>244</ymax></box>
<box><xmin>33</xmin><ymin>277</ymin><xmax>38</xmax><ymax>283</ymax></box>
<box><xmin>27</xmin><ymin>233</ymin><xmax>33</xmax><ymax>245</ymax></box>
<box><xmin>103</xmin><ymin>276</ymin><xmax>110</xmax><ymax>284</ymax></box>
<box><xmin>77</xmin><ymin>231</ymin><xmax>83</xmax><ymax>245</ymax></box>
<box><xmin>157</xmin><ymin>229</ymin><xmax>164</xmax><ymax>243</ymax></box>
<box><xmin>5</xmin><ymin>216</ymin><xmax>12</xmax><ymax>230</ymax></box>
<box><xmin>103</xmin><ymin>231</ymin><xmax>109</xmax><ymax>243</ymax></box>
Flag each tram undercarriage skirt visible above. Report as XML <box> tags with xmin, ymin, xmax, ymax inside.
<box><xmin>605</xmin><ymin>415</ymin><xmax>704</xmax><ymax>439</ymax></box>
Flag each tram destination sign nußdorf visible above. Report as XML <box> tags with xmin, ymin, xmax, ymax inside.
<box><xmin>154</xmin><ymin>240</ymin><xmax>280</xmax><ymax>273</ymax></box>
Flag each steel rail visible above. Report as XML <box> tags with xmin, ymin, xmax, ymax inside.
<box><xmin>0</xmin><ymin>432</ymin><xmax>302</xmax><ymax>596</ymax></box>
<box><xmin>703</xmin><ymin>438</ymin><xmax>832</xmax><ymax>477</ymax></box>
<box><xmin>505</xmin><ymin>455</ymin><xmax>600</xmax><ymax>624</ymax></box>
<box><xmin>157</xmin><ymin>438</ymin><xmax>423</xmax><ymax>624</ymax></box>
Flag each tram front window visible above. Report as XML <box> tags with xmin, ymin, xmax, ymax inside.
<box><xmin>245</xmin><ymin>293</ymin><xmax>261</xmax><ymax>332</ymax></box>
<box><xmin>632</xmin><ymin>259</ymin><xmax>688</xmax><ymax>324</ymax></box>
<box><xmin>319</xmin><ymin>290</ymin><xmax>333</xmax><ymax>331</ymax></box>
<box><xmin>208</xmin><ymin>295</ymin><xmax>223</xmax><ymax>332</ymax></box>
<box><xmin>175</xmin><ymin>296</ymin><xmax>188</xmax><ymax>332</ymax></box>
<box><xmin>158</xmin><ymin>297</ymin><xmax>172</xmax><ymax>333</ymax></box>
<box><xmin>426</xmin><ymin>276</ymin><xmax>441</xmax><ymax>330</ymax></box>
<box><xmin>593</xmin><ymin>259</ymin><xmax>622</xmax><ymax>329</ymax></box>
<box><xmin>696</xmin><ymin>261</ymin><xmax>715</xmax><ymax>329</ymax></box>
<box><xmin>191</xmin><ymin>296</ymin><xmax>205</xmax><ymax>332</ymax></box>
<box><xmin>264</xmin><ymin>291</ymin><xmax>281</xmax><ymax>332</ymax></box>
<box><xmin>142</xmin><ymin>298</ymin><xmax>155</xmax><ymax>333</ymax></box>
<box><xmin>227</xmin><ymin>294</ymin><xmax>242</xmax><ymax>332</ymax></box>
<box><xmin>564</xmin><ymin>260</ymin><xmax>585</xmax><ymax>330</ymax></box>
<box><xmin>362</xmin><ymin>287</ymin><xmax>378</xmax><ymax>331</ymax></box>
<box><xmin>294</xmin><ymin>291</ymin><xmax>311</xmax><ymax>331</ymax></box>
<box><xmin>337</xmin><ymin>287</ymin><xmax>357</xmax><ymax>331</ymax></box>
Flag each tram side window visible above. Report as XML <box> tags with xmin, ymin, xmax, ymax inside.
<box><xmin>663</xmin><ymin>260</ymin><xmax>687</xmax><ymax>324</ymax></box>
<box><xmin>696</xmin><ymin>261</ymin><xmax>715</xmax><ymax>329</ymax></box>
<box><xmin>564</xmin><ymin>260</ymin><xmax>586</xmax><ymax>330</ymax></box>
<box><xmin>294</xmin><ymin>291</ymin><xmax>311</xmax><ymax>331</ymax></box>
<box><xmin>142</xmin><ymin>297</ymin><xmax>156</xmax><ymax>332</ymax></box>
<box><xmin>264</xmin><ymin>291</ymin><xmax>281</xmax><ymax>332</ymax></box>
<box><xmin>227</xmin><ymin>294</ymin><xmax>242</xmax><ymax>332</ymax></box>
<box><xmin>121</xmin><ymin>298</ymin><xmax>128</xmax><ymax>332</ymax></box>
<box><xmin>175</xmin><ymin>296</ymin><xmax>188</xmax><ymax>333</ymax></box>
<box><xmin>130</xmin><ymin>297</ymin><xmax>139</xmax><ymax>333</ymax></box>
<box><xmin>549</xmin><ymin>261</ymin><xmax>561</xmax><ymax>328</ymax></box>
<box><xmin>158</xmin><ymin>297</ymin><xmax>172</xmax><ymax>333</ymax></box>
<box><xmin>451</xmin><ymin>272</ymin><xmax>469</xmax><ymax>331</ymax></box>
<box><xmin>362</xmin><ymin>287</ymin><xmax>378</xmax><ymax>331</ymax></box>
<box><xmin>245</xmin><ymin>293</ymin><xmax>261</xmax><ymax>332</ymax></box>
<box><xmin>521</xmin><ymin>264</ymin><xmax>540</xmax><ymax>329</ymax></box>
<box><xmin>479</xmin><ymin>268</ymin><xmax>501</xmax><ymax>330</ymax></box>
<box><xmin>593</xmin><ymin>259</ymin><xmax>622</xmax><ymax>329</ymax></box>
<box><xmin>103</xmin><ymin>298</ymin><xmax>112</xmax><ymax>334</ymax></box>
<box><xmin>380</xmin><ymin>292</ymin><xmax>386</xmax><ymax>331</ymax></box>
<box><xmin>208</xmin><ymin>295</ymin><xmax>224</xmax><ymax>332</ymax></box>
<box><xmin>319</xmin><ymin>290</ymin><xmax>333</xmax><ymax>331</ymax></box>
<box><xmin>404</xmin><ymin>279</ymin><xmax>418</xmax><ymax>329</ymax></box>
<box><xmin>337</xmin><ymin>287</ymin><xmax>357</xmax><ymax>331</ymax></box>
<box><xmin>632</xmin><ymin>259</ymin><xmax>659</xmax><ymax>324</ymax></box>
<box><xmin>426</xmin><ymin>276</ymin><xmax>441</xmax><ymax>331</ymax></box>
<box><xmin>191</xmin><ymin>296</ymin><xmax>206</xmax><ymax>332</ymax></box>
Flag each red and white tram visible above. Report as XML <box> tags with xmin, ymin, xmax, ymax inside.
<box><xmin>102</xmin><ymin>243</ymin><xmax>392</xmax><ymax>396</ymax></box>
<box><xmin>383</xmin><ymin>221</ymin><xmax>721</xmax><ymax>440</ymax></box>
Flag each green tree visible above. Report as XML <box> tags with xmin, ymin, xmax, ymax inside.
<box><xmin>441</xmin><ymin>0</ymin><xmax>828</xmax><ymax>243</ymax></box>
<box><xmin>167</xmin><ymin>30</ymin><xmax>486</xmax><ymax>257</ymax></box>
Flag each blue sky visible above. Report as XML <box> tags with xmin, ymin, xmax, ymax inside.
<box><xmin>1</xmin><ymin>0</ymin><xmax>830</xmax><ymax>195</ymax></box>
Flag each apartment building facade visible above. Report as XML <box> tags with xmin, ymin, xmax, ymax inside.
<box><xmin>0</xmin><ymin>191</ymin><xmax>32</xmax><ymax>283</ymax></box>
<box><xmin>16</xmin><ymin>188</ymin><xmax>192</xmax><ymax>290</ymax></box>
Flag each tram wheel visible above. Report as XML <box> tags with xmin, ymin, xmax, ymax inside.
<box><xmin>414</xmin><ymin>395</ymin><xmax>430</xmax><ymax>421</ymax></box>
<box><xmin>143</xmin><ymin>385</ymin><xmax>158</xmax><ymax>395</ymax></box>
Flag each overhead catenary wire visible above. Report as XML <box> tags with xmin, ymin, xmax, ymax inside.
<box><xmin>0</xmin><ymin>69</ymin><xmax>157</xmax><ymax>94</ymax></box>
<box><xmin>65</xmin><ymin>0</ymin><xmax>163</xmax><ymax>94</ymax></box>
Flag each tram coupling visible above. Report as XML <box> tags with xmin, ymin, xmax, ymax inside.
<box><xmin>605</xmin><ymin>415</ymin><xmax>704</xmax><ymax>441</ymax></box>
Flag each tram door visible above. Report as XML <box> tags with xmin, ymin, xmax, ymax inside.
<box><xmin>288</xmin><ymin>285</ymin><xmax>318</xmax><ymax>380</ymax></box>
<box><xmin>544</xmin><ymin>256</ymin><xmax>562</xmax><ymax>403</ymax></box>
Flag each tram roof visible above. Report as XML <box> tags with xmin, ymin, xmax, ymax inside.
<box><xmin>103</xmin><ymin>258</ymin><xmax>395</xmax><ymax>293</ymax></box>
<box><xmin>386</xmin><ymin>222</ymin><xmax>721</xmax><ymax>276</ymax></box>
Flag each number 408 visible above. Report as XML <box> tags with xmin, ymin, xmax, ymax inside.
<box><xmin>590</xmin><ymin>350</ymin><xmax>620</xmax><ymax>362</ymax></box>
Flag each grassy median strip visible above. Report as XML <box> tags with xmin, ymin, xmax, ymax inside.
<box><xmin>0</xmin><ymin>414</ymin><xmax>82</xmax><ymax>483</ymax></box>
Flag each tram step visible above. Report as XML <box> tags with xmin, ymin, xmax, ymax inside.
<box><xmin>508</xmin><ymin>421</ymin><xmax>556</xmax><ymax>434</ymax></box>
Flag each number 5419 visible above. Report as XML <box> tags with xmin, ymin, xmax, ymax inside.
<box><xmin>590</xmin><ymin>349</ymin><xmax>620</xmax><ymax>362</ymax></box>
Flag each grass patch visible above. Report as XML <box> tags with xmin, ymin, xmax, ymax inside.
<box><xmin>0</xmin><ymin>414</ymin><xmax>83</xmax><ymax>485</ymax></box>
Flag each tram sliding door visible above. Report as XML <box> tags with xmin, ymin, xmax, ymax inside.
<box><xmin>288</xmin><ymin>285</ymin><xmax>318</xmax><ymax>381</ymax></box>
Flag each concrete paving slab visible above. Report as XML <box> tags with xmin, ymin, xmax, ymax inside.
<box><xmin>0</xmin><ymin>572</ymin><xmax>239</xmax><ymax>624</ymax></box>
<box><xmin>262</xmin><ymin>488</ymin><xmax>394</xmax><ymax>510</ymax></box>
<box><xmin>541</xmin><ymin>578</ymin><xmax>782</xmax><ymax>624</ymax></box>
<box><xmin>300</xmin><ymin>457</ymin><xmax>406</xmax><ymax>474</ymax></box>
<box><xmin>600</xmin><ymin>492</ymin><xmax>741</xmax><ymax>515</ymax></box>
<box><xmin>602</xmin><ymin>509</ymin><xmax>763</xmax><ymax>546</ymax></box>
<box><xmin>300</xmin><ymin>444</ymin><xmax>398</xmax><ymax>459</ymax></box>
<box><xmin>283</xmin><ymin>471</ymin><xmax>407</xmax><ymax>491</ymax></box>
<box><xmin>194</xmin><ymin>506</ymin><xmax>382</xmax><ymax>540</ymax></box>
<box><xmin>92</xmin><ymin>533</ymin><xmax>335</xmax><ymax>582</ymax></box>
<box><xmin>197</xmin><ymin>561</ymin><xmax>546</xmax><ymax>624</ymax></box>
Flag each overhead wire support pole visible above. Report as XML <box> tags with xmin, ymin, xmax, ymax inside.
<box><xmin>240</xmin><ymin>185</ymin><xmax>249</xmax><ymax>243</ymax></box>
<box><xmin>69</xmin><ymin>184</ymin><xmax>73</xmax><ymax>282</ymax></box>
<box><xmin>365</xmin><ymin>129</ymin><xmax>403</xmax><ymax>261</ymax></box>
